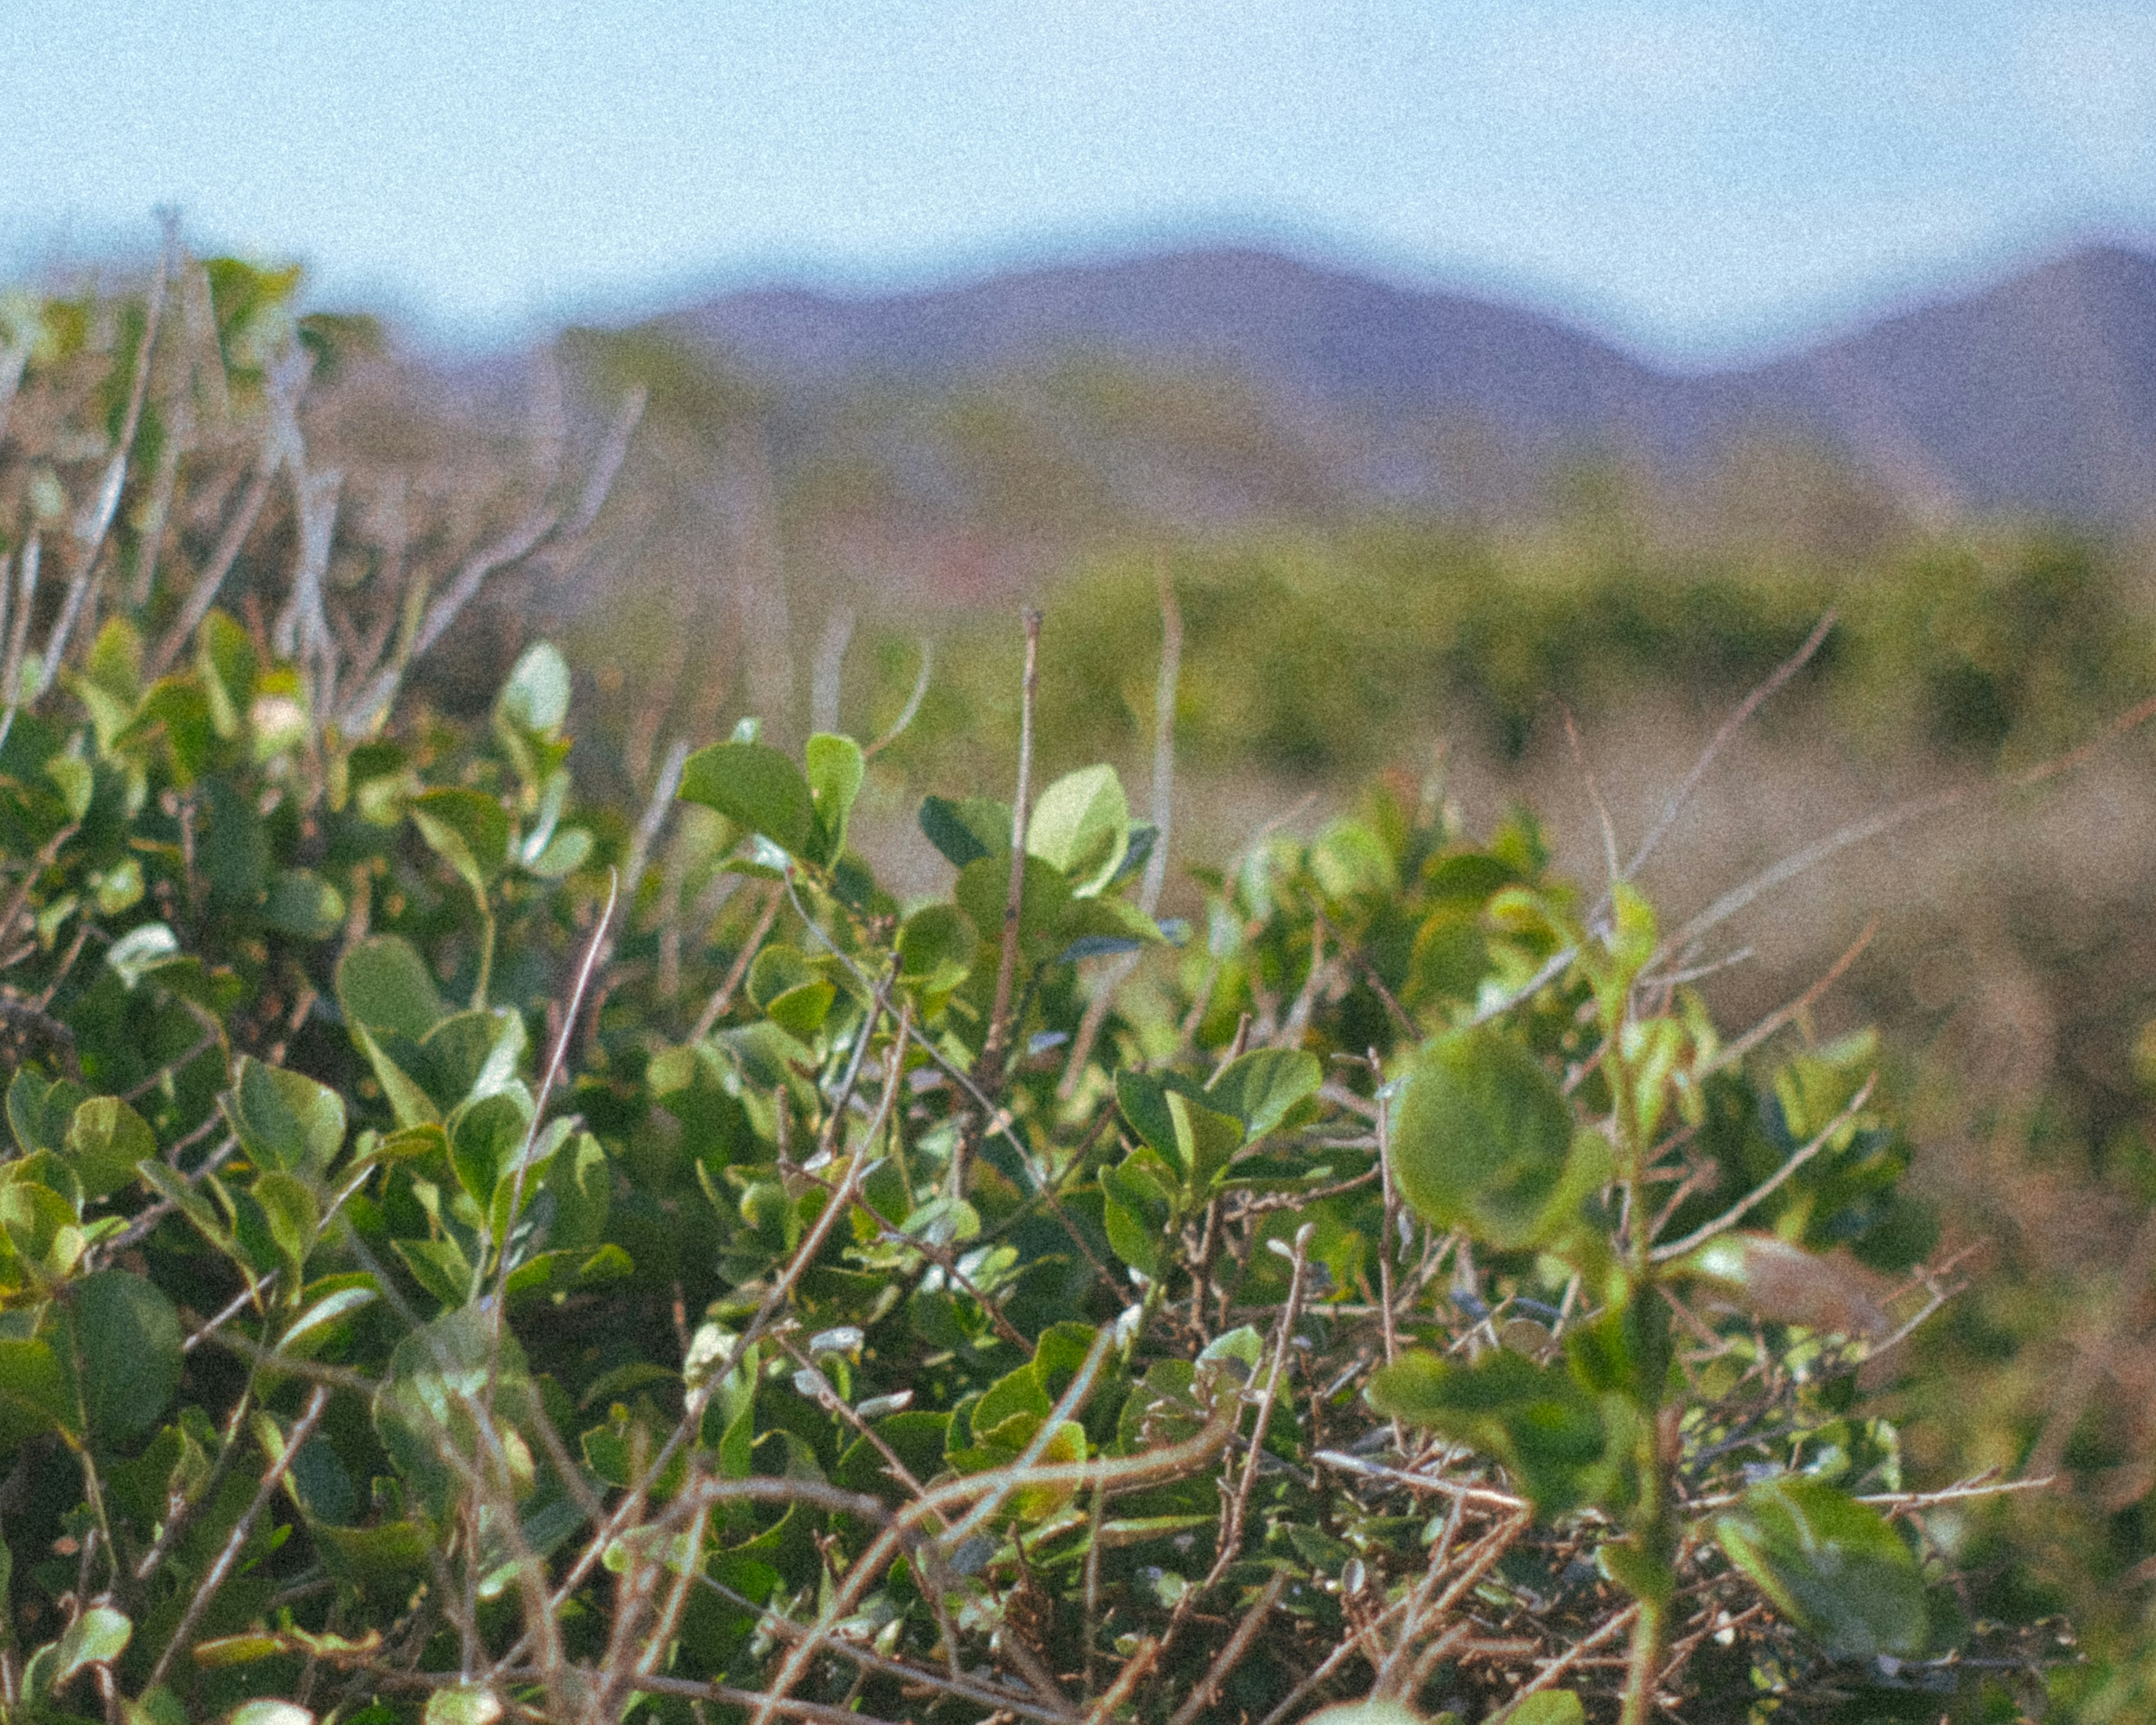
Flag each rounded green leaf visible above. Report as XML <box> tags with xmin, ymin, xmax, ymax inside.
<box><xmin>527</xmin><ymin>825</ymin><xmax>592</xmax><ymax>877</ymax></box>
<box><xmin>410</xmin><ymin>787</ymin><xmax>511</xmax><ymax>897</ymax></box>
<box><xmin>1367</xmin><ymin>1347</ymin><xmax>1610</xmax><ymax>1517</ymax></box>
<box><xmin>955</xmin><ymin>853</ymin><xmax>1071</xmax><ymax>959</ymax></box>
<box><xmin>496</xmin><ymin>641</ymin><xmax>571</xmax><ymax>737</ymax></box>
<box><xmin>679</xmin><ymin>741</ymin><xmax>816</xmax><ymax>855</ymax></box>
<box><xmin>10</xmin><ymin>1066</ymin><xmax>84</xmax><ymax>1156</ymax></box>
<box><xmin>64</xmin><ymin>1096</ymin><xmax>155</xmax><ymax>1201</ymax></box>
<box><xmin>262</xmin><ymin>868</ymin><xmax>346</xmax><ymax>939</ymax></box>
<box><xmin>105</xmin><ymin>920</ymin><xmax>180</xmax><ymax>989</ymax></box>
<box><xmin>230</xmin><ymin>1704</ymin><xmax>316</xmax><ymax>1725</ymax></box>
<box><xmin>448</xmin><ymin>1089</ymin><xmax>536</xmax><ymax>1213</ymax></box>
<box><xmin>1714</xmin><ymin>1475</ymin><xmax>1927</xmax><ymax>1658</ymax></box>
<box><xmin>67</xmin><ymin>1270</ymin><xmax>183</xmax><ymax>1444</ymax></box>
<box><xmin>764</xmin><ymin>979</ymin><xmax>835</xmax><ymax>1040</ymax></box>
<box><xmin>919</xmin><ymin>793</ymin><xmax>1011</xmax><ymax>869</ymax></box>
<box><xmin>417</xmin><ymin>1008</ymin><xmax>528</xmax><ymax>1112</ymax></box>
<box><xmin>897</xmin><ymin>903</ymin><xmax>977</xmax><ymax>993</ymax></box>
<box><xmin>805</xmin><ymin>732</ymin><xmax>865</xmax><ymax>863</ymax></box>
<box><xmin>424</xmin><ymin>1686</ymin><xmax>503</xmax><ymax>1725</ymax></box>
<box><xmin>252</xmin><ymin>1169</ymin><xmax>322</xmax><ymax>1283</ymax></box>
<box><xmin>48</xmin><ymin>1602</ymin><xmax>131</xmax><ymax>1687</ymax></box>
<box><xmin>223</xmin><ymin>1056</ymin><xmax>346</xmax><ymax>1178</ymax></box>
<box><xmin>1508</xmin><ymin>1695</ymin><xmax>1586</xmax><ymax>1725</ymax></box>
<box><xmin>1390</xmin><ymin>1028</ymin><xmax>1581</xmax><ymax>1250</ymax></box>
<box><xmin>1204</xmin><ymin>1047</ymin><xmax>1322</xmax><ymax>1140</ymax></box>
<box><xmin>0</xmin><ymin>1336</ymin><xmax>71</xmax><ymax>1444</ymax></box>
<box><xmin>1304</xmin><ymin>1704</ymin><xmax>1428</xmax><ymax>1725</ymax></box>
<box><xmin>747</xmin><ymin>943</ymin><xmax>817</xmax><ymax>1010</ymax></box>
<box><xmin>1027</xmin><ymin>764</ymin><xmax>1129</xmax><ymax>895</ymax></box>
<box><xmin>1167</xmin><ymin>1090</ymin><xmax>1246</xmax><ymax>1192</ymax></box>
<box><xmin>337</xmin><ymin>934</ymin><xmax>446</xmax><ymax>1042</ymax></box>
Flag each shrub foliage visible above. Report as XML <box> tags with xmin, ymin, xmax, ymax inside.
<box><xmin>0</xmin><ymin>249</ymin><xmax>2068</xmax><ymax>1724</ymax></box>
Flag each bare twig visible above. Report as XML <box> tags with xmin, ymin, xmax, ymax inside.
<box><xmin>1166</xmin><ymin>1571</ymin><xmax>1287</xmax><ymax>1725</ymax></box>
<box><xmin>691</xmin><ymin>880</ymin><xmax>782</xmax><ymax>1041</ymax></box>
<box><xmin>1651</xmin><ymin>1076</ymin><xmax>1876</xmax><ymax>1261</ymax></box>
<box><xmin>147</xmin><ymin>1384</ymin><xmax>330</xmax><ymax>1687</ymax></box>
<box><xmin>1623</xmin><ymin>609</ymin><xmax>1838</xmax><ymax>887</ymax></box>
<box><xmin>968</xmin><ymin>609</ymin><xmax>1044</xmax><ymax>1169</ymax></box>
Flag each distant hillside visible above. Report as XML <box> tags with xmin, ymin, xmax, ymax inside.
<box><xmin>644</xmin><ymin>240</ymin><xmax>2156</xmax><ymax>524</ymax></box>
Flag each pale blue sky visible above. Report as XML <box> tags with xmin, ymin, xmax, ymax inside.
<box><xmin>6</xmin><ymin>1</ymin><xmax>2155</xmax><ymax>362</ymax></box>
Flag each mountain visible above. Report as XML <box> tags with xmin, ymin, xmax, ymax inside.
<box><xmin>645</xmin><ymin>240</ymin><xmax>2156</xmax><ymax>525</ymax></box>
<box><xmin>1740</xmin><ymin>245</ymin><xmax>2156</xmax><ymax>522</ymax></box>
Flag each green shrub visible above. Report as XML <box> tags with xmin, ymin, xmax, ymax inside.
<box><xmin>0</xmin><ymin>249</ymin><xmax>2077</xmax><ymax>1725</ymax></box>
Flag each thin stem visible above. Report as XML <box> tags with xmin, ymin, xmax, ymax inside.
<box><xmin>957</xmin><ymin>606</ymin><xmax>1040</xmax><ymax>1194</ymax></box>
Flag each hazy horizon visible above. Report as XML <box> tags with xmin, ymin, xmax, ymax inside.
<box><xmin>9</xmin><ymin>2</ymin><xmax>2156</xmax><ymax>366</ymax></box>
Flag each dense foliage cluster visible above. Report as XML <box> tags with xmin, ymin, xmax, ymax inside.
<box><xmin>0</xmin><ymin>246</ymin><xmax>2084</xmax><ymax>1724</ymax></box>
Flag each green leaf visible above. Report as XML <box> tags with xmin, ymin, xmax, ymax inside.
<box><xmin>47</xmin><ymin>1602</ymin><xmax>131</xmax><ymax>1688</ymax></box>
<box><xmin>312</xmin><ymin>1517</ymin><xmax>435</xmax><ymax>1588</ymax></box>
<box><xmin>919</xmin><ymin>794</ymin><xmax>1011</xmax><ymax>869</ymax></box>
<box><xmin>1714</xmin><ymin>1475</ymin><xmax>1927</xmax><ymax>1658</ymax></box>
<box><xmin>223</xmin><ymin>1057</ymin><xmax>345</xmax><ymax>1179</ymax></box>
<box><xmin>252</xmin><ymin>1170</ymin><xmax>321</xmax><ymax>1285</ymax></box>
<box><xmin>1367</xmin><ymin>1348</ymin><xmax>1611</xmax><ymax>1516</ymax></box>
<box><xmin>1100</xmin><ymin>1156</ymin><xmax>1173</xmax><ymax>1279</ymax></box>
<box><xmin>135</xmin><ymin>1160</ymin><xmax>231</xmax><ymax>1252</ymax></box>
<box><xmin>423</xmin><ymin>1686</ymin><xmax>503</xmax><ymax>1725</ymax></box>
<box><xmin>1507</xmin><ymin>1695</ymin><xmax>1586</xmax><ymax>1725</ymax></box>
<box><xmin>10</xmin><ymin>1066</ymin><xmax>84</xmax><ymax>1156</ymax></box>
<box><xmin>542</xmin><ymin>1131</ymin><xmax>611</xmax><ymax>1251</ymax></box>
<box><xmin>66</xmin><ymin>1270</ymin><xmax>184</xmax><ymax>1444</ymax></box>
<box><xmin>496</xmin><ymin>641</ymin><xmax>571</xmax><ymax>737</ymax></box>
<box><xmin>1115</xmin><ymin>1070</ymin><xmax>1189</xmax><ymax>1174</ymax></box>
<box><xmin>393</xmin><ymin>1236</ymin><xmax>477</xmax><ymax>1309</ymax></box>
<box><xmin>896</xmin><ymin>903</ymin><xmax>977</xmax><ymax>996</ymax></box>
<box><xmin>804</xmin><ymin>732</ymin><xmax>865</xmax><ymax>864</ymax></box>
<box><xmin>47</xmin><ymin>751</ymin><xmax>93</xmax><ymax>821</ymax></box>
<box><xmin>106</xmin><ymin>921</ymin><xmax>181</xmax><ymax>989</ymax></box>
<box><xmin>1026</xmin><ymin>764</ymin><xmax>1129</xmax><ymax>895</ymax></box>
<box><xmin>747</xmin><ymin>943</ymin><xmax>817</xmax><ymax>1008</ymax></box>
<box><xmin>448</xmin><ymin>1089</ymin><xmax>535</xmax><ymax>1213</ymax></box>
<box><xmin>353</xmin><ymin>1024</ymin><xmax>441</xmax><ymax>1130</ymax></box>
<box><xmin>1</xmin><ymin>1175</ymin><xmax>83</xmax><ymax>1275</ymax></box>
<box><xmin>63</xmin><ymin>1097</ymin><xmax>153</xmax><ymax>1201</ymax></box>
<box><xmin>954</xmin><ymin>852</ymin><xmax>1070</xmax><ymax>959</ymax></box>
<box><xmin>373</xmin><ymin>1304</ymin><xmax>537</xmax><ymax>1518</ymax></box>
<box><xmin>679</xmin><ymin>741</ymin><xmax>816</xmax><ymax>856</ymax></box>
<box><xmin>410</xmin><ymin>787</ymin><xmax>511</xmax><ymax>899</ymax></box>
<box><xmin>0</xmin><ymin>1337</ymin><xmax>71</xmax><ymax>1443</ymax></box>
<box><xmin>278</xmin><ymin>1285</ymin><xmax>377</xmax><ymax>1362</ymax></box>
<box><xmin>1204</xmin><ymin>1047</ymin><xmax>1322</xmax><ymax>1140</ymax></box>
<box><xmin>337</xmin><ymin>934</ymin><xmax>446</xmax><ymax>1042</ymax></box>
<box><xmin>229</xmin><ymin>1704</ymin><xmax>316</xmax><ymax>1725</ymax></box>
<box><xmin>417</xmin><ymin>1008</ymin><xmax>528</xmax><ymax>1112</ymax></box>
<box><xmin>764</xmin><ymin>980</ymin><xmax>835</xmax><ymax>1040</ymax></box>
<box><xmin>198</xmin><ymin>608</ymin><xmax>258</xmax><ymax>737</ymax></box>
<box><xmin>1390</xmin><ymin>1028</ymin><xmax>1598</xmax><ymax>1251</ymax></box>
<box><xmin>262</xmin><ymin>869</ymin><xmax>346</xmax><ymax>939</ymax></box>
<box><xmin>527</xmin><ymin>825</ymin><xmax>592</xmax><ymax>877</ymax></box>
<box><xmin>1167</xmin><ymin>1089</ymin><xmax>1246</xmax><ymax>1193</ymax></box>
<box><xmin>1302</xmin><ymin>1705</ymin><xmax>1429</xmax><ymax>1725</ymax></box>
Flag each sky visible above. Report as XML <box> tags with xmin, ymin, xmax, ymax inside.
<box><xmin>5</xmin><ymin>1</ymin><xmax>2155</xmax><ymax>364</ymax></box>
